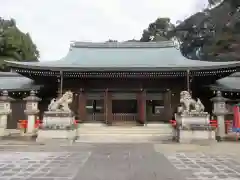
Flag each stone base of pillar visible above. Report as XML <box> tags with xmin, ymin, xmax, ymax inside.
<box><xmin>0</xmin><ymin>127</ymin><xmax>5</xmax><ymax>137</ymax></box>
<box><xmin>0</xmin><ymin>114</ymin><xmax>8</xmax><ymax>137</ymax></box>
<box><xmin>216</xmin><ymin>115</ymin><xmax>226</xmax><ymax>141</ymax></box>
<box><xmin>176</xmin><ymin>129</ymin><xmax>216</xmax><ymax>144</ymax></box>
<box><xmin>37</xmin><ymin>111</ymin><xmax>78</xmax><ymax>144</ymax></box>
<box><xmin>26</xmin><ymin>115</ymin><xmax>36</xmax><ymax>134</ymax></box>
<box><xmin>24</xmin><ymin>110</ymin><xmax>39</xmax><ymax>136</ymax></box>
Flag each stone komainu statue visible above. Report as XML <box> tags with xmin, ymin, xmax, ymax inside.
<box><xmin>48</xmin><ymin>91</ymin><xmax>73</xmax><ymax>112</ymax></box>
<box><xmin>178</xmin><ymin>91</ymin><xmax>205</xmax><ymax>113</ymax></box>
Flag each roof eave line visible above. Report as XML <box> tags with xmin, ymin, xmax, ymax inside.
<box><xmin>5</xmin><ymin>61</ymin><xmax>240</xmax><ymax>72</ymax></box>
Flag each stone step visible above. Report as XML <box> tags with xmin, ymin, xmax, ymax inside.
<box><xmin>78</xmin><ymin>125</ymin><xmax>172</xmax><ymax>130</ymax></box>
<box><xmin>78</xmin><ymin>126</ymin><xmax>172</xmax><ymax>132</ymax></box>
<box><xmin>76</xmin><ymin>134</ymin><xmax>172</xmax><ymax>143</ymax></box>
<box><xmin>145</xmin><ymin>123</ymin><xmax>171</xmax><ymax>127</ymax></box>
<box><xmin>78</xmin><ymin>133</ymin><xmax>171</xmax><ymax>136</ymax></box>
<box><xmin>78</xmin><ymin>125</ymin><xmax>171</xmax><ymax>129</ymax></box>
<box><xmin>77</xmin><ymin>130</ymin><xmax>172</xmax><ymax>134</ymax></box>
<box><xmin>79</xmin><ymin>123</ymin><xmax>106</xmax><ymax>127</ymax></box>
<box><xmin>79</xmin><ymin>123</ymin><xmax>170</xmax><ymax>128</ymax></box>
<box><xmin>78</xmin><ymin>127</ymin><xmax>172</xmax><ymax>130</ymax></box>
<box><xmin>76</xmin><ymin>124</ymin><xmax>173</xmax><ymax>143</ymax></box>
<box><xmin>78</xmin><ymin>127</ymin><xmax>173</xmax><ymax>135</ymax></box>
<box><xmin>78</xmin><ymin>131</ymin><xmax>172</xmax><ymax>135</ymax></box>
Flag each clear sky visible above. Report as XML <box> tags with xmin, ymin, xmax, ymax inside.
<box><xmin>0</xmin><ymin>0</ymin><xmax>208</xmax><ymax>61</ymax></box>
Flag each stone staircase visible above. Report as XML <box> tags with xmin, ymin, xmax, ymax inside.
<box><xmin>76</xmin><ymin>123</ymin><xmax>173</xmax><ymax>143</ymax></box>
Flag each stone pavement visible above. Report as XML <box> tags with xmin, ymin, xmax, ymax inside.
<box><xmin>166</xmin><ymin>153</ymin><xmax>240</xmax><ymax>180</ymax></box>
<box><xmin>0</xmin><ymin>151</ymin><xmax>90</xmax><ymax>180</ymax></box>
<box><xmin>154</xmin><ymin>142</ymin><xmax>240</xmax><ymax>180</ymax></box>
<box><xmin>0</xmin><ymin>143</ymin><xmax>184</xmax><ymax>180</ymax></box>
<box><xmin>0</xmin><ymin>142</ymin><xmax>240</xmax><ymax>179</ymax></box>
<box><xmin>75</xmin><ymin>143</ymin><xmax>185</xmax><ymax>180</ymax></box>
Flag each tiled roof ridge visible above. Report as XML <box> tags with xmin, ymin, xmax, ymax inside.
<box><xmin>71</xmin><ymin>41</ymin><xmax>175</xmax><ymax>48</ymax></box>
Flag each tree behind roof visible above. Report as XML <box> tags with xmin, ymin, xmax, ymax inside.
<box><xmin>171</xmin><ymin>0</ymin><xmax>240</xmax><ymax>61</ymax></box>
<box><xmin>140</xmin><ymin>18</ymin><xmax>175</xmax><ymax>42</ymax></box>
<box><xmin>0</xmin><ymin>17</ymin><xmax>39</xmax><ymax>71</ymax></box>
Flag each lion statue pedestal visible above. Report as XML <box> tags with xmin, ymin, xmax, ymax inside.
<box><xmin>173</xmin><ymin>91</ymin><xmax>216</xmax><ymax>144</ymax></box>
<box><xmin>36</xmin><ymin>91</ymin><xmax>77</xmax><ymax>144</ymax></box>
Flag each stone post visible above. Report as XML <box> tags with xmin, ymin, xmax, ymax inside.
<box><xmin>0</xmin><ymin>90</ymin><xmax>14</xmax><ymax>137</ymax></box>
<box><xmin>23</xmin><ymin>90</ymin><xmax>41</xmax><ymax>135</ymax></box>
<box><xmin>210</xmin><ymin>91</ymin><xmax>229</xmax><ymax>142</ymax></box>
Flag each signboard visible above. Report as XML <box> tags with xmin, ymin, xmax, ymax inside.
<box><xmin>155</xmin><ymin>106</ymin><xmax>164</xmax><ymax>114</ymax></box>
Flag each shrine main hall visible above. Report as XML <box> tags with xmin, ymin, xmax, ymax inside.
<box><xmin>2</xmin><ymin>41</ymin><xmax>240</xmax><ymax>126</ymax></box>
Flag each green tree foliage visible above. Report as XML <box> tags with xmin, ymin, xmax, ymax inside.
<box><xmin>0</xmin><ymin>17</ymin><xmax>39</xmax><ymax>71</ymax></box>
<box><xmin>208</xmin><ymin>0</ymin><xmax>223</xmax><ymax>6</ymax></box>
<box><xmin>172</xmin><ymin>0</ymin><xmax>240</xmax><ymax>60</ymax></box>
<box><xmin>209</xmin><ymin>0</ymin><xmax>240</xmax><ymax>7</ymax></box>
<box><xmin>204</xmin><ymin>0</ymin><xmax>240</xmax><ymax>60</ymax></box>
<box><xmin>140</xmin><ymin>18</ymin><xmax>175</xmax><ymax>42</ymax></box>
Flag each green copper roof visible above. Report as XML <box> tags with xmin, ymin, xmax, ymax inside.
<box><xmin>0</xmin><ymin>72</ymin><xmax>41</xmax><ymax>91</ymax></box>
<box><xmin>5</xmin><ymin>41</ymin><xmax>240</xmax><ymax>71</ymax></box>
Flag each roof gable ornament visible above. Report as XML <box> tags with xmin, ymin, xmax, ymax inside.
<box><xmin>150</xmin><ymin>36</ymin><xmax>154</xmax><ymax>41</ymax></box>
<box><xmin>171</xmin><ymin>36</ymin><xmax>182</xmax><ymax>50</ymax></box>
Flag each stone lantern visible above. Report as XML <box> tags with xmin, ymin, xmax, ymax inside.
<box><xmin>23</xmin><ymin>90</ymin><xmax>41</xmax><ymax>134</ymax></box>
<box><xmin>0</xmin><ymin>90</ymin><xmax>14</xmax><ymax>137</ymax></box>
<box><xmin>210</xmin><ymin>91</ymin><xmax>229</xmax><ymax>141</ymax></box>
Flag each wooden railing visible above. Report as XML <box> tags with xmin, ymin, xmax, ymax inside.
<box><xmin>112</xmin><ymin>113</ymin><xmax>137</xmax><ymax>122</ymax></box>
<box><xmin>86</xmin><ymin>113</ymin><xmax>104</xmax><ymax>121</ymax></box>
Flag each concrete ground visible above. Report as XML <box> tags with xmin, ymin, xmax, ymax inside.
<box><xmin>0</xmin><ymin>142</ymin><xmax>240</xmax><ymax>180</ymax></box>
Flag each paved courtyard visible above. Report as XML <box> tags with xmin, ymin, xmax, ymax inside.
<box><xmin>0</xmin><ymin>142</ymin><xmax>240</xmax><ymax>179</ymax></box>
<box><xmin>166</xmin><ymin>153</ymin><xmax>240</xmax><ymax>179</ymax></box>
<box><xmin>0</xmin><ymin>151</ymin><xmax>90</xmax><ymax>180</ymax></box>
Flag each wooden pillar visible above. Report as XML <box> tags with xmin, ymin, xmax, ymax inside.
<box><xmin>57</xmin><ymin>71</ymin><xmax>63</xmax><ymax>98</ymax></box>
<box><xmin>186</xmin><ymin>69</ymin><xmax>191</xmax><ymax>93</ymax></box>
<box><xmin>104</xmin><ymin>89</ymin><xmax>112</xmax><ymax>125</ymax></box>
<box><xmin>71</xmin><ymin>92</ymin><xmax>79</xmax><ymax>119</ymax></box>
<box><xmin>137</xmin><ymin>89</ymin><xmax>146</xmax><ymax>125</ymax></box>
<box><xmin>79</xmin><ymin>88</ymin><xmax>87</xmax><ymax>122</ymax></box>
<box><xmin>60</xmin><ymin>71</ymin><xmax>63</xmax><ymax>97</ymax></box>
<box><xmin>164</xmin><ymin>89</ymin><xmax>172</xmax><ymax>122</ymax></box>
